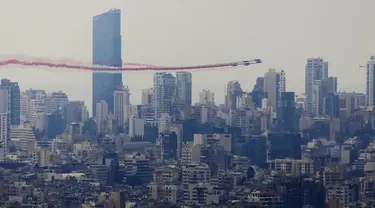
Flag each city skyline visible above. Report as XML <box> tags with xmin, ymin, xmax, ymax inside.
<box><xmin>2</xmin><ymin>1</ymin><xmax>375</xmax><ymax>206</ymax></box>
<box><xmin>0</xmin><ymin>0</ymin><xmax>374</xmax><ymax>112</ymax></box>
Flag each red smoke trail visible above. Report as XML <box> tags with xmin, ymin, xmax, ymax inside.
<box><xmin>0</xmin><ymin>57</ymin><xmax>261</xmax><ymax>71</ymax></box>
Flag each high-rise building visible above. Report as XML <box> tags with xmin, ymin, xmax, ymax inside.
<box><xmin>277</xmin><ymin>92</ymin><xmax>296</xmax><ymax>132</ymax></box>
<box><xmin>20</xmin><ymin>92</ymin><xmax>29</xmax><ymax>123</ymax></box>
<box><xmin>176</xmin><ymin>72</ymin><xmax>192</xmax><ymax>105</ymax></box>
<box><xmin>44</xmin><ymin>91</ymin><xmax>69</xmax><ymax>115</ymax></box>
<box><xmin>63</xmin><ymin>101</ymin><xmax>86</xmax><ymax>125</ymax></box>
<box><xmin>199</xmin><ymin>90</ymin><xmax>215</xmax><ymax>106</ymax></box>
<box><xmin>279</xmin><ymin>70</ymin><xmax>286</xmax><ymax>93</ymax></box>
<box><xmin>44</xmin><ymin>113</ymin><xmax>64</xmax><ymax>139</ymax></box>
<box><xmin>323</xmin><ymin>93</ymin><xmax>340</xmax><ymax>118</ymax></box>
<box><xmin>0</xmin><ymin>88</ymin><xmax>10</xmax><ymax>114</ymax></box>
<box><xmin>1</xmin><ymin>79</ymin><xmax>20</xmax><ymax>125</ymax></box>
<box><xmin>305</xmin><ymin>58</ymin><xmax>329</xmax><ymax>113</ymax></box>
<box><xmin>251</xmin><ymin>77</ymin><xmax>265</xmax><ymax>108</ymax></box>
<box><xmin>311</xmin><ymin>77</ymin><xmax>338</xmax><ymax>117</ymax></box>
<box><xmin>153</xmin><ymin>72</ymin><xmax>176</xmax><ymax>125</ymax></box>
<box><xmin>366</xmin><ymin>56</ymin><xmax>375</xmax><ymax>107</ymax></box>
<box><xmin>312</xmin><ymin>80</ymin><xmax>323</xmax><ymax>116</ymax></box>
<box><xmin>226</xmin><ymin>81</ymin><xmax>242</xmax><ymax>109</ymax></box>
<box><xmin>0</xmin><ymin>113</ymin><xmax>8</xmax><ymax>150</ymax></box>
<box><xmin>141</xmin><ymin>88</ymin><xmax>153</xmax><ymax>106</ymax></box>
<box><xmin>253</xmin><ymin>77</ymin><xmax>265</xmax><ymax>92</ymax></box>
<box><xmin>322</xmin><ymin>77</ymin><xmax>338</xmax><ymax>95</ymax></box>
<box><xmin>26</xmin><ymin>89</ymin><xmax>46</xmax><ymax>128</ymax></box>
<box><xmin>114</xmin><ymin>86</ymin><xmax>130</xmax><ymax>129</ymax></box>
<box><xmin>92</xmin><ymin>9</ymin><xmax>122</xmax><ymax>114</ymax></box>
<box><xmin>264</xmin><ymin>69</ymin><xmax>282</xmax><ymax>108</ymax></box>
<box><xmin>96</xmin><ymin>100</ymin><xmax>109</xmax><ymax>133</ymax></box>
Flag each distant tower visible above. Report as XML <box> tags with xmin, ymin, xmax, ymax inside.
<box><xmin>279</xmin><ymin>70</ymin><xmax>286</xmax><ymax>94</ymax></box>
<box><xmin>176</xmin><ymin>72</ymin><xmax>192</xmax><ymax>106</ymax></box>
<box><xmin>141</xmin><ymin>88</ymin><xmax>153</xmax><ymax>106</ymax></box>
<box><xmin>367</xmin><ymin>56</ymin><xmax>375</xmax><ymax>107</ymax></box>
<box><xmin>114</xmin><ymin>86</ymin><xmax>130</xmax><ymax>129</ymax></box>
<box><xmin>277</xmin><ymin>92</ymin><xmax>296</xmax><ymax>132</ymax></box>
<box><xmin>264</xmin><ymin>69</ymin><xmax>281</xmax><ymax>108</ymax></box>
<box><xmin>305</xmin><ymin>58</ymin><xmax>329</xmax><ymax>114</ymax></box>
<box><xmin>95</xmin><ymin>100</ymin><xmax>109</xmax><ymax>133</ymax></box>
<box><xmin>226</xmin><ymin>81</ymin><xmax>242</xmax><ymax>109</ymax></box>
<box><xmin>153</xmin><ymin>72</ymin><xmax>176</xmax><ymax>125</ymax></box>
<box><xmin>92</xmin><ymin>9</ymin><xmax>122</xmax><ymax>115</ymax></box>
<box><xmin>199</xmin><ymin>90</ymin><xmax>215</xmax><ymax>106</ymax></box>
<box><xmin>44</xmin><ymin>91</ymin><xmax>68</xmax><ymax>115</ymax></box>
<box><xmin>0</xmin><ymin>79</ymin><xmax>20</xmax><ymax>125</ymax></box>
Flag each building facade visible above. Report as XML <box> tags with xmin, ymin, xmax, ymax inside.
<box><xmin>92</xmin><ymin>9</ymin><xmax>122</xmax><ymax>114</ymax></box>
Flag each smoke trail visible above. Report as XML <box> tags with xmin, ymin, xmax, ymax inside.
<box><xmin>0</xmin><ymin>56</ymin><xmax>261</xmax><ymax>71</ymax></box>
<box><xmin>0</xmin><ymin>55</ymin><xmax>157</xmax><ymax>68</ymax></box>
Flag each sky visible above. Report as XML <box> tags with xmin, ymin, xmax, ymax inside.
<box><xmin>0</xmin><ymin>0</ymin><xmax>374</xmax><ymax>115</ymax></box>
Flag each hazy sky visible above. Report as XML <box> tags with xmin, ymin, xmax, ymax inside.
<box><xmin>0</xmin><ymin>0</ymin><xmax>374</xmax><ymax>114</ymax></box>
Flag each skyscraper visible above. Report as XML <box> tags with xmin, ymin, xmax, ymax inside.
<box><xmin>44</xmin><ymin>91</ymin><xmax>69</xmax><ymax>115</ymax></box>
<box><xmin>92</xmin><ymin>9</ymin><xmax>122</xmax><ymax>114</ymax></box>
<box><xmin>0</xmin><ymin>113</ymin><xmax>8</xmax><ymax>150</ymax></box>
<box><xmin>277</xmin><ymin>92</ymin><xmax>296</xmax><ymax>132</ymax></box>
<box><xmin>251</xmin><ymin>77</ymin><xmax>265</xmax><ymax>108</ymax></box>
<box><xmin>0</xmin><ymin>88</ymin><xmax>9</xmax><ymax>150</ymax></box>
<box><xmin>366</xmin><ymin>56</ymin><xmax>375</xmax><ymax>107</ymax></box>
<box><xmin>305</xmin><ymin>58</ymin><xmax>329</xmax><ymax>114</ymax></box>
<box><xmin>279</xmin><ymin>70</ymin><xmax>286</xmax><ymax>94</ymax></box>
<box><xmin>114</xmin><ymin>86</ymin><xmax>130</xmax><ymax>129</ymax></box>
<box><xmin>63</xmin><ymin>101</ymin><xmax>86</xmax><ymax>125</ymax></box>
<box><xmin>0</xmin><ymin>79</ymin><xmax>20</xmax><ymax>125</ymax></box>
<box><xmin>176</xmin><ymin>72</ymin><xmax>192</xmax><ymax>105</ymax></box>
<box><xmin>226</xmin><ymin>81</ymin><xmax>242</xmax><ymax>109</ymax></box>
<box><xmin>153</xmin><ymin>72</ymin><xmax>176</xmax><ymax>125</ymax></box>
<box><xmin>264</xmin><ymin>69</ymin><xmax>282</xmax><ymax>108</ymax></box>
<box><xmin>96</xmin><ymin>100</ymin><xmax>109</xmax><ymax>133</ymax></box>
<box><xmin>141</xmin><ymin>88</ymin><xmax>153</xmax><ymax>106</ymax></box>
<box><xmin>199</xmin><ymin>90</ymin><xmax>215</xmax><ymax>106</ymax></box>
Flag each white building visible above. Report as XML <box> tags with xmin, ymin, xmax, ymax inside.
<box><xmin>20</xmin><ymin>92</ymin><xmax>29</xmax><ymax>123</ymax></box>
<box><xmin>114</xmin><ymin>86</ymin><xmax>130</xmax><ymax>129</ymax></box>
<box><xmin>268</xmin><ymin>158</ymin><xmax>315</xmax><ymax>176</ymax></box>
<box><xmin>182</xmin><ymin>163</ymin><xmax>210</xmax><ymax>186</ymax></box>
<box><xmin>129</xmin><ymin>116</ymin><xmax>145</xmax><ymax>137</ymax></box>
<box><xmin>0</xmin><ymin>114</ymin><xmax>8</xmax><ymax>151</ymax></box>
<box><xmin>159</xmin><ymin>113</ymin><xmax>172</xmax><ymax>133</ymax></box>
<box><xmin>153</xmin><ymin>72</ymin><xmax>176</xmax><ymax>125</ymax></box>
<box><xmin>141</xmin><ymin>88</ymin><xmax>153</xmax><ymax>106</ymax></box>
<box><xmin>10</xmin><ymin>122</ymin><xmax>36</xmax><ymax>155</ymax></box>
<box><xmin>264</xmin><ymin>68</ymin><xmax>283</xmax><ymax>108</ymax></box>
<box><xmin>31</xmin><ymin>111</ymin><xmax>45</xmax><ymax>131</ymax></box>
<box><xmin>193</xmin><ymin>133</ymin><xmax>232</xmax><ymax>153</ymax></box>
<box><xmin>95</xmin><ymin>100</ymin><xmax>109</xmax><ymax>133</ymax></box>
<box><xmin>28</xmin><ymin>90</ymin><xmax>46</xmax><ymax>127</ymax></box>
<box><xmin>305</xmin><ymin>57</ymin><xmax>328</xmax><ymax>114</ymax></box>
<box><xmin>44</xmin><ymin>91</ymin><xmax>68</xmax><ymax>115</ymax></box>
<box><xmin>33</xmin><ymin>147</ymin><xmax>51</xmax><ymax>167</ymax></box>
<box><xmin>199</xmin><ymin>90</ymin><xmax>215</xmax><ymax>106</ymax></box>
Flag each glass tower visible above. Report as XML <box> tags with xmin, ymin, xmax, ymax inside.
<box><xmin>92</xmin><ymin>9</ymin><xmax>122</xmax><ymax>114</ymax></box>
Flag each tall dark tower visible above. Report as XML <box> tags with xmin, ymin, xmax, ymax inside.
<box><xmin>277</xmin><ymin>92</ymin><xmax>296</xmax><ymax>132</ymax></box>
<box><xmin>0</xmin><ymin>79</ymin><xmax>20</xmax><ymax>125</ymax></box>
<box><xmin>92</xmin><ymin>9</ymin><xmax>122</xmax><ymax>114</ymax></box>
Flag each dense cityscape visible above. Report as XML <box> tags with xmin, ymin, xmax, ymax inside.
<box><xmin>1</xmin><ymin>9</ymin><xmax>375</xmax><ymax>208</ymax></box>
